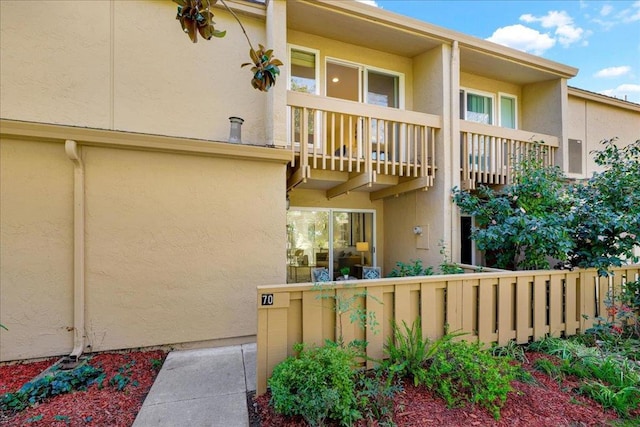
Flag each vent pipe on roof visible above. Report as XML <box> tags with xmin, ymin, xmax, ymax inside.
<box><xmin>65</xmin><ymin>140</ymin><xmax>86</xmax><ymax>365</ymax></box>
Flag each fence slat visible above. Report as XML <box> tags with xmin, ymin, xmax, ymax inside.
<box><xmin>478</xmin><ymin>279</ymin><xmax>496</xmax><ymax>345</ymax></box>
<box><xmin>366</xmin><ymin>286</ymin><xmax>385</xmax><ymax>369</ymax></box>
<box><xmin>516</xmin><ymin>276</ymin><xmax>532</xmax><ymax>344</ymax></box>
<box><xmin>497</xmin><ymin>277</ymin><xmax>513</xmax><ymax>346</ymax></box>
<box><xmin>549</xmin><ymin>275</ymin><xmax>563</xmax><ymax>336</ymax></box>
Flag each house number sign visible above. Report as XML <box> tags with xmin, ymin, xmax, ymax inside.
<box><xmin>261</xmin><ymin>294</ymin><xmax>274</xmax><ymax>306</ymax></box>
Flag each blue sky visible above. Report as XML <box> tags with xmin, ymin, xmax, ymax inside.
<box><xmin>359</xmin><ymin>0</ymin><xmax>640</xmax><ymax>104</ymax></box>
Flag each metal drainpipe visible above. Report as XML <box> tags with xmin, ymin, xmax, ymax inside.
<box><xmin>65</xmin><ymin>140</ymin><xmax>85</xmax><ymax>362</ymax></box>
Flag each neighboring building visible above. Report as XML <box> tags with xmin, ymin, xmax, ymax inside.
<box><xmin>1</xmin><ymin>0</ymin><xmax>638</xmax><ymax>361</ymax></box>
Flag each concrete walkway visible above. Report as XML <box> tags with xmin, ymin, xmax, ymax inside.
<box><xmin>133</xmin><ymin>344</ymin><xmax>256</xmax><ymax>427</ymax></box>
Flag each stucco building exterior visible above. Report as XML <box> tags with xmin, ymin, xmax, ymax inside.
<box><xmin>1</xmin><ymin>0</ymin><xmax>638</xmax><ymax>361</ymax></box>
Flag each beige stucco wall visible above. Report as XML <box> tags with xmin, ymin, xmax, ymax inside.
<box><xmin>568</xmin><ymin>94</ymin><xmax>640</xmax><ymax>176</ymax></box>
<box><xmin>0</xmin><ymin>0</ymin><xmax>268</xmax><ymax>144</ymax></box>
<box><xmin>0</xmin><ymin>130</ymin><xmax>287</xmax><ymax>361</ymax></box>
<box><xmin>0</xmin><ymin>139</ymin><xmax>75</xmax><ymax>360</ymax></box>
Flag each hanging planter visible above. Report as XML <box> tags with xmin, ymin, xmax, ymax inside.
<box><xmin>242</xmin><ymin>45</ymin><xmax>283</xmax><ymax>92</ymax></box>
<box><xmin>174</xmin><ymin>0</ymin><xmax>226</xmax><ymax>43</ymax></box>
<box><xmin>173</xmin><ymin>0</ymin><xmax>282</xmax><ymax>92</ymax></box>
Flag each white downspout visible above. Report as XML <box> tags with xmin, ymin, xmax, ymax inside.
<box><xmin>65</xmin><ymin>140</ymin><xmax>85</xmax><ymax>361</ymax></box>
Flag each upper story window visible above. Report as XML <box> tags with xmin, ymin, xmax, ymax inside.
<box><xmin>460</xmin><ymin>89</ymin><xmax>494</xmax><ymax>125</ymax></box>
<box><xmin>461</xmin><ymin>89</ymin><xmax>518</xmax><ymax>129</ymax></box>
<box><xmin>367</xmin><ymin>70</ymin><xmax>399</xmax><ymax>108</ymax></box>
<box><xmin>289</xmin><ymin>46</ymin><xmax>319</xmax><ymax>94</ymax></box>
<box><xmin>499</xmin><ymin>94</ymin><xmax>517</xmax><ymax>129</ymax></box>
<box><xmin>326</xmin><ymin>59</ymin><xmax>403</xmax><ymax>109</ymax></box>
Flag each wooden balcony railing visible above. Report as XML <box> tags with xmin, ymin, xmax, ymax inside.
<box><xmin>287</xmin><ymin>91</ymin><xmax>441</xmax><ymax>198</ymax></box>
<box><xmin>460</xmin><ymin>121</ymin><xmax>559</xmax><ymax>190</ymax></box>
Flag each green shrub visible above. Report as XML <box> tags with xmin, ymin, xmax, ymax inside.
<box><xmin>424</xmin><ymin>339</ymin><xmax>517</xmax><ymax>420</ymax></box>
<box><xmin>383</xmin><ymin>318</ymin><xmax>459</xmax><ymax>386</ymax></box>
<box><xmin>387</xmin><ymin>260</ymin><xmax>433</xmax><ymax>277</ymax></box>
<box><xmin>529</xmin><ymin>336</ymin><xmax>640</xmax><ymax>417</ymax></box>
<box><xmin>268</xmin><ymin>341</ymin><xmax>361</xmax><ymax>426</ymax></box>
<box><xmin>355</xmin><ymin>368</ymin><xmax>402</xmax><ymax>426</ymax></box>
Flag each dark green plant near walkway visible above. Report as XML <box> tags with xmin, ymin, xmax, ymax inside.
<box><xmin>269</xmin><ymin>341</ymin><xmax>362</xmax><ymax>427</ymax></box>
<box><xmin>453</xmin><ymin>142</ymin><xmax>574</xmax><ymax>270</ymax></box>
<box><xmin>173</xmin><ymin>0</ymin><xmax>283</xmax><ymax>92</ymax></box>
<box><xmin>567</xmin><ymin>138</ymin><xmax>640</xmax><ymax>275</ymax></box>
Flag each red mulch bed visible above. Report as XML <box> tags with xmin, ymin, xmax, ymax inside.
<box><xmin>253</xmin><ymin>352</ymin><xmax>637</xmax><ymax>426</ymax></box>
<box><xmin>0</xmin><ymin>350</ymin><xmax>166</xmax><ymax>427</ymax></box>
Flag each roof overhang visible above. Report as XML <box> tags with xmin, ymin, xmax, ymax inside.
<box><xmin>287</xmin><ymin>0</ymin><xmax>578</xmax><ymax>84</ymax></box>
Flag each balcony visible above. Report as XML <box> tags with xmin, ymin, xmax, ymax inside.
<box><xmin>287</xmin><ymin>91</ymin><xmax>441</xmax><ymax>200</ymax></box>
<box><xmin>460</xmin><ymin>121</ymin><xmax>559</xmax><ymax>190</ymax></box>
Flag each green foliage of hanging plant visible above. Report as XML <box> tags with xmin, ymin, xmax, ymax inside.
<box><xmin>174</xmin><ymin>0</ymin><xmax>226</xmax><ymax>43</ymax></box>
<box><xmin>241</xmin><ymin>45</ymin><xmax>283</xmax><ymax>92</ymax></box>
<box><xmin>172</xmin><ymin>0</ymin><xmax>283</xmax><ymax>92</ymax></box>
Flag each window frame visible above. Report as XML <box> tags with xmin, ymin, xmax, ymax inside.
<box><xmin>460</xmin><ymin>87</ymin><xmax>496</xmax><ymax>125</ymax></box>
<box><xmin>287</xmin><ymin>44</ymin><xmax>320</xmax><ymax>95</ymax></box>
<box><xmin>324</xmin><ymin>56</ymin><xmax>405</xmax><ymax>109</ymax></box>
<box><xmin>498</xmin><ymin>92</ymin><xmax>518</xmax><ymax>129</ymax></box>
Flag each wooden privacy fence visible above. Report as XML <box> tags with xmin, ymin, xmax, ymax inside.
<box><xmin>256</xmin><ymin>266</ymin><xmax>640</xmax><ymax>395</ymax></box>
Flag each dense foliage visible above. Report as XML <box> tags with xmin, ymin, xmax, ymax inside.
<box><xmin>453</xmin><ymin>139</ymin><xmax>640</xmax><ymax>272</ymax></box>
<box><xmin>568</xmin><ymin>138</ymin><xmax>640</xmax><ymax>274</ymax></box>
<box><xmin>268</xmin><ymin>342</ymin><xmax>361</xmax><ymax>426</ymax></box>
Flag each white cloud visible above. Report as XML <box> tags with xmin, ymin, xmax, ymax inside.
<box><xmin>355</xmin><ymin>0</ymin><xmax>379</xmax><ymax>7</ymax></box>
<box><xmin>486</xmin><ymin>24</ymin><xmax>556</xmax><ymax>55</ymax></box>
<box><xmin>600</xmin><ymin>83</ymin><xmax>640</xmax><ymax>101</ymax></box>
<box><xmin>600</xmin><ymin>4</ymin><xmax>613</xmax><ymax>17</ymax></box>
<box><xmin>621</xmin><ymin>1</ymin><xmax>640</xmax><ymax>22</ymax></box>
<box><xmin>519</xmin><ymin>11</ymin><xmax>586</xmax><ymax>47</ymax></box>
<box><xmin>594</xmin><ymin>66</ymin><xmax>632</xmax><ymax>78</ymax></box>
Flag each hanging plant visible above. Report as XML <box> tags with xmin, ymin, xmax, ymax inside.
<box><xmin>242</xmin><ymin>45</ymin><xmax>283</xmax><ymax>92</ymax></box>
<box><xmin>174</xmin><ymin>0</ymin><xmax>226</xmax><ymax>43</ymax></box>
<box><xmin>172</xmin><ymin>0</ymin><xmax>282</xmax><ymax>92</ymax></box>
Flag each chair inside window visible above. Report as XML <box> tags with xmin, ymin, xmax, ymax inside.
<box><xmin>362</xmin><ymin>266</ymin><xmax>381</xmax><ymax>280</ymax></box>
<box><xmin>311</xmin><ymin>267</ymin><xmax>331</xmax><ymax>283</ymax></box>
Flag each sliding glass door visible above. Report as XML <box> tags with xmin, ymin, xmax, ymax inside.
<box><xmin>286</xmin><ymin>208</ymin><xmax>375</xmax><ymax>283</ymax></box>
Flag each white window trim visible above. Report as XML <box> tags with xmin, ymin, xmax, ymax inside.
<box><xmin>498</xmin><ymin>92</ymin><xmax>518</xmax><ymax>130</ymax></box>
<box><xmin>324</xmin><ymin>56</ymin><xmax>405</xmax><ymax>109</ymax></box>
<box><xmin>287</xmin><ymin>44</ymin><xmax>320</xmax><ymax>95</ymax></box>
<box><xmin>460</xmin><ymin>87</ymin><xmax>496</xmax><ymax>125</ymax></box>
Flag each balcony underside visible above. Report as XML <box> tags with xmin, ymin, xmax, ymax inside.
<box><xmin>288</xmin><ymin>160</ymin><xmax>434</xmax><ymax>201</ymax></box>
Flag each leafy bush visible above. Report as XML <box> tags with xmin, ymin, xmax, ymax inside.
<box><xmin>355</xmin><ymin>368</ymin><xmax>402</xmax><ymax>426</ymax></box>
<box><xmin>268</xmin><ymin>341</ymin><xmax>361</xmax><ymax>426</ymax></box>
<box><xmin>424</xmin><ymin>339</ymin><xmax>518</xmax><ymax>420</ymax></box>
<box><xmin>529</xmin><ymin>336</ymin><xmax>640</xmax><ymax>416</ymax></box>
<box><xmin>567</xmin><ymin>138</ymin><xmax>640</xmax><ymax>274</ymax></box>
<box><xmin>383</xmin><ymin>319</ymin><xmax>459</xmax><ymax>386</ymax></box>
<box><xmin>453</xmin><ymin>138</ymin><xmax>640</xmax><ymax>272</ymax></box>
<box><xmin>387</xmin><ymin>260</ymin><xmax>433</xmax><ymax>277</ymax></box>
<box><xmin>453</xmin><ymin>142</ymin><xmax>573</xmax><ymax>270</ymax></box>
<box><xmin>1</xmin><ymin>364</ymin><xmax>105</xmax><ymax>412</ymax></box>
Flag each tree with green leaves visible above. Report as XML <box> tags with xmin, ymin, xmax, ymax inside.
<box><xmin>453</xmin><ymin>139</ymin><xmax>640</xmax><ymax>273</ymax></box>
<box><xmin>567</xmin><ymin>138</ymin><xmax>640</xmax><ymax>275</ymax></box>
